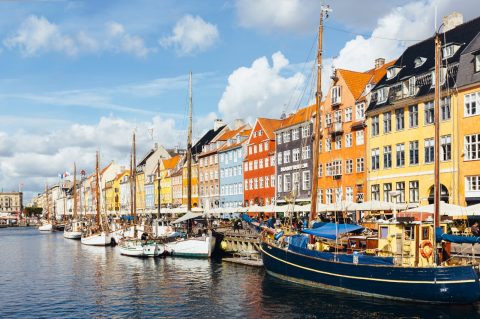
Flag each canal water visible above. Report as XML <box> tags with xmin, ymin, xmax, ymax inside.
<box><xmin>1</xmin><ymin>228</ymin><xmax>480</xmax><ymax>319</ymax></box>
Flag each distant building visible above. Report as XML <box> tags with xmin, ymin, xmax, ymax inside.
<box><xmin>0</xmin><ymin>192</ymin><xmax>23</xmax><ymax>213</ymax></box>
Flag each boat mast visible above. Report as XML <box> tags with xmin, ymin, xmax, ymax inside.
<box><xmin>157</xmin><ymin>158</ymin><xmax>161</xmax><ymax>235</ymax></box>
<box><xmin>95</xmin><ymin>151</ymin><xmax>103</xmax><ymax>231</ymax></box>
<box><xmin>187</xmin><ymin>71</ymin><xmax>193</xmax><ymax>212</ymax></box>
<box><xmin>45</xmin><ymin>183</ymin><xmax>49</xmax><ymax>222</ymax></box>
<box><xmin>433</xmin><ymin>32</ymin><xmax>441</xmax><ymax>262</ymax></box>
<box><xmin>130</xmin><ymin>132</ymin><xmax>137</xmax><ymax>233</ymax></box>
<box><xmin>73</xmin><ymin>162</ymin><xmax>77</xmax><ymax>220</ymax></box>
<box><xmin>310</xmin><ymin>6</ymin><xmax>329</xmax><ymax>224</ymax></box>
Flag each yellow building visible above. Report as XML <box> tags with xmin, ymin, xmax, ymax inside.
<box><xmin>104</xmin><ymin>179</ymin><xmax>115</xmax><ymax>213</ymax></box>
<box><xmin>136</xmin><ymin>171</ymin><xmax>145</xmax><ymax>212</ymax></box>
<box><xmin>182</xmin><ymin>161</ymin><xmax>199</xmax><ymax>207</ymax></box>
<box><xmin>158</xmin><ymin>156</ymin><xmax>181</xmax><ymax>207</ymax></box>
<box><xmin>113</xmin><ymin>170</ymin><xmax>129</xmax><ymax>212</ymax></box>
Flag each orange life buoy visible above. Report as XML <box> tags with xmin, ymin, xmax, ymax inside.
<box><xmin>420</xmin><ymin>240</ymin><xmax>433</xmax><ymax>259</ymax></box>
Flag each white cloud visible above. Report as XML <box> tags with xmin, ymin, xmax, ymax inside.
<box><xmin>160</xmin><ymin>15</ymin><xmax>219</xmax><ymax>55</ymax></box>
<box><xmin>235</xmin><ymin>0</ymin><xmax>319</xmax><ymax>33</ymax></box>
<box><xmin>218</xmin><ymin>51</ymin><xmax>305</xmax><ymax>123</ymax></box>
<box><xmin>331</xmin><ymin>0</ymin><xmax>480</xmax><ymax>72</ymax></box>
<box><xmin>3</xmin><ymin>15</ymin><xmax>150</xmax><ymax>57</ymax></box>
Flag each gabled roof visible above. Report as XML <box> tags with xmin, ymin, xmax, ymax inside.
<box><xmin>100</xmin><ymin>161</ymin><xmax>113</xmax><ymax>175</ymax></box>
<box><xmin>252</xmin><ymin>117</ymin><xmax>283</xmax><ymax>141</ymax></box>
<box><xmin>218</xmin><ymin>128</ymin><xmax>252</xmax><ymax>152</ymax></box>
<box><xmin>162</xmin><ymin>155</ymin><xmax>181</xmax><ymax>170</ymax></box>
<box><xmin>276</xmin><ymin>104</ymin><xmax>316</xmax><ymax>131</ymax></box>
<box><xmin>337</xmin><ymin>69</ymin><xmax>372</xmax><ymax>100</ymax></box>
<box><xmin>191</xmin><ymin>124</ymin><xmax>226</xmax><ymax>156</ymax></box>
<box><xmin>364</xmin><ymin>60</ymin><xmax>396</xmax><ymax>85</ymax></box>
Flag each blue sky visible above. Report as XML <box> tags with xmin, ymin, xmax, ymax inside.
<box><xmin>0</xmin><ymin>0</ymin><xmax>478</xmax><ymax>201</ymax></box>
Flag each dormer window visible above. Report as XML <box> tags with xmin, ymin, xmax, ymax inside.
<box><xmin>431</xmin><ymin>67</ymin><xmax>447</xmax><ymax>87</ymax></box>
<box><xmin>414</xmin><ymin>57</ymin><xmax>427</xmax><ymax>68</ymax></box>
<box><xmin>386</xmin><ymin>66</ymin><xmax>401</xmax><ymax>79</ymax></box>
<box><xmin>443</xmin><ymin>43</ymin><xmax>460</xmax><ymax>59</ymax></box>
<box><xmin>376</xmin><ymin>87</ymin><xmax>389</xmax><ymax>104</ymax></box>
<box><xmin>331</xmin><ymin>86</ymin><xmax>341</xmax><ymax>105</ymax></box>
<box><xmin>475</xmin><ymin>53</ymin><xmax>480</xmax><ymax>73</ymax></box>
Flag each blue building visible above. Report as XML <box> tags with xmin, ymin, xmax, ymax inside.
<box><xmin>219</xmin><ymin>126</ymin><xmax>250</xmax><ymax>210</ymax></box>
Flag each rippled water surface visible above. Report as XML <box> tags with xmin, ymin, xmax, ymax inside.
<box><xmin>1</xmin><ymin>228</ymin><xmax>480</xmax><ymax>318</ymax></box>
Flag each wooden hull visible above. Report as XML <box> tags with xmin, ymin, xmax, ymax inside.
<box><xmin>81</xmin><ymin>232</ymin><xmax>112</xmax><ymax>246</ymax></box>
<box><xmin>166</xmin><ymin>236</ymin><xmax>215</xmax><ymax>258</ymax></box>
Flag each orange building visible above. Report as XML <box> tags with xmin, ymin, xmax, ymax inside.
<box><xmin>317</xmin><ymin>59</ymin><xmax>393</xmax><ymax>205</ymax></box>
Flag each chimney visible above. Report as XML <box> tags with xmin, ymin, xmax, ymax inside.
<box><xmin>375</xmin><ymin>58</ymin><xmax>385</xmax><ymax>69</ymax></box>
<box><xmin>214</xmin><ymin>119</ymin><xmax>225</xmax><ymax>131</ymax></box>
<box><xmin>233</xmin><ymin>119</ymin><xmax>245</xmax><ymax>130</ymax></box>
<box><xmin>443</xmin><ymin>12</ymin><xmax>463</xmax><ymax>32</ymax></box>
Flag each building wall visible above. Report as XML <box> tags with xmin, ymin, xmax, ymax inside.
<box><xmin>172</xmin><ymin>173</ymin><xmax>183</xmax><ymax>206</ymax></box>
<box><xmin>244</xmin><ymin>121</ymin><xmax>276</xmax><ymax>206</ymax></box>
<box><xmin>199</xmin><ymin>153</ymin><xmax>220</xmax><ymax>209</ymax></box>
<box><xmin>182</xmin><ymin>163</ymin><xmax>199</xmax><ymax>207</ymax></box>
<box><xmin>136</xmin><ymin>172</ymin><xmax>145</xmax><ymax>211</ymax></box>
<box><xmin>219</xmin><ymin>145</ymin><xmax>245</xmax><ymax>208</ymax></box>
<box><xmin>0</xmin><ymin>192</ymin><xmax>23</xmax><ymax>213</ymax></box>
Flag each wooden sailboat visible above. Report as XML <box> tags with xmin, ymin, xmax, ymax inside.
<box><xmin>38</xmin><ymin>183</ymin><xmax>54</xmax><ymax>232</ymax></box>
<box><xmin>165</xmin><ymin>72</ymin><xmax>216</xmax><ymax>258</ymax></box>
<box><xmin>64</xmin><ymin>163</ymin><xmax>82</xmax><ymax>239</ymax></box>
<box><xmin>259</xmin><ymin>7</ymin><xmax>480</xmax><ymax>303</ymax></box>
<box><xmin>119</xmin><ymin>132</ymin><xmax>164</xmax><ymax>257</ymax></box>
<box><xmin>81</xmin><ymin>151</ymin><xmax>112</xmax><ymax>246</ymax></box>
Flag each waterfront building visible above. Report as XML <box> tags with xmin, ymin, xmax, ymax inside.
<box><xmin>0</xmin><ymin>192</ymin><xmax>23</xmax><ymax>214</ymax></box>
<box><xmin>366</xmin><ymin>13</ymin><xmax>478</xmax><ymax>206</ymax></box>
<box><xmin>112</xmin><ymin>170</ymin><xmax>129</xmax><ymax>213</ymax></box>
<box><xmin>198</xmin><ymin>120</ymin><xmax>229</xmax><ymax>209</ymax></box>
<box><xmin>455</xmin><ymin>29</ymin><xmax>480</xmax><ymax>205</ymax></box>
<box><xmin>275</xmin><ymin>106</ymin><xmax>315</xmax><ymax>205</ymax></box>
<box><xmin>119</xmin><ymin>170</ymin><xmax>132</xmax><ymax>213</ymax></box>
<box><xmin>159</xmin><ymin>155</ymin><xmax>181</xmax><ymax>207</ymax></box>
<box><xmin>104</xmin><ymin>179</ymin><xmax>115</xmax><ymax>213</ymax></box>
<box><xmin>318</xmin><ymin>60</ymin><xmax>392</xmax><ymax>206</ymax></box>
<box><xmin>171</xmin><ymin>165</ymin><xmax>183</xmax><ymax>207</ymax></box>
<box><xmin>244</xmin><ymin>118</ymin><xmax>283</xmax><ymax>208</ymax></box>
<box><xmin>219</xmin><ymin>126</ymin><xmax>251</xmax><ymax>208</ymax></box>
<box><xmin>182</xmin><ymin>161</ymin><xmax>199</xmax><ymax>207</ymax></box>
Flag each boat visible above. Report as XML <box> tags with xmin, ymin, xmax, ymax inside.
<box><xmin>119</xmin><ymin>132</ymin><xmax>164</xmax><ymax>257</ymax></box>
<box><xmin>81</xmin><ymin>151</ymin><xmax>113</xmax><ymax>246</ymax></box>
<box><xmin>38</xmin><ymin>183</ymin><xmax>54</xmax><ymax>232</ymax></box>
<box><xmin>166</xmin><ymin>235</ymin><xmax>215</xmax><ymax>258</ymax></box>
<box><xmin>64</xmin><ymin>163</ymin><xmax>82</xmax><ymax>239</ymax></box>
<box><xmin>259</xmin><ymin>7</ymin><xmax>480</xmax><ymax>304</ymax></box>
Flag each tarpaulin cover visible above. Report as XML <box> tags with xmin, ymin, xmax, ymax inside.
<box><xmin>288</xmin><ymin>244</ymin><xmax>394</xmax><ymax>266</ymax></box>
<box><xmin>287</xmin><ymin>234</ymin><xmax>308</xmax><ymax>249</ymax></box>
<box><xmin>312</xmin><ymin>222</ymin><xmax>327</xmax><ymax>229</ymax></box>
<box><xmin>436</xmin><ymin>227</ymin><xmax>480</xmax><ymax>244</ymax></box>
<box><xmin>302</xmin><ymin>223</ymin><xmax>364</xmax><ymax>240</ymax></box>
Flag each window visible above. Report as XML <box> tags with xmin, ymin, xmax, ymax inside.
<box><xmin>346</xmin><ymin>187</ymin><xmax>353</xmax><ymax>203</ymax></box>
<box><xmin>396</xmin><ymin>182</ymin><xmax>405</xmax><ymax>203</ymax></box>
<box><xmin>475</xmin><ymin>54</ymin><xmax>480</xmax><ymax>73</ymax></box>
<box><xmin>335</xmin><ymin>136</ymin><xmax>342</xmax><ymax>150</ymax></box>
<box><xmin>383</xmin><ymin>112</ymin><xmax>391</xmax><ymax>133</ymax></box>
<box><xmin>249</xmin><ymin>146</ymin><xmax>253</xmax><ymax>155</ymax></box>
<box><xmin>383</xmin><ymin>183</ymin><xmax>392</xmax><ymax>202</ymax></box>
<box><xmin>424</xmin><ymin>138</ymin><xmax>434</xmax><ymax>163</ymax></box>
<box><xmin>259</xmin><ymin>143</ymin><xmax>263</xmax><ymax>152</ymax></box>
<box><xmin>345</xmin><ymin>107</ymin><xmax>352</xmax><ymax>122</ymax></box>
<box><xmin>371</xmin><ymin>148</ymin><xmax>380</xmax><ymax>170</ymax></box>
<box><xmin>271</xmin><ymin>156</ymin><xmax>275</xmax><ymax>166</ymax></box>
<box><xmin>356</xmin><ymin>158</ymin><xmax>364</xmax><ymax>173</ymax></box>
<box><xmin>326</xmin><ymin>189</ymin><xmax>333</xmax><ymax>204</ymax></box>
<box><xmin>292</xmin><ymin>172</ymin><xmax>300</xmax><ymax>193</ymax></box>
<box><xmin>345</xmin><ymin>133</ymin><xmax>352</xmax><ymax>148</ymax></box>
<box><xmin>395</xmin><ymin>108</ymin><xmax>404</xmax><ymax>131</ymax></box>
<box><xmin>465</xmin><ymin>92</ymin><xmax>480</xmax><ymax>117</ymax></box>
<box><xmin>265</xmin><ymin>157</ymin><xmax>269</xmax><ymax>167</ymax></box>
<box><xmin>325</xmin><ymin>113</ymin><xmax>332</xmax><ymax>126</ymax></box>
<box><xmin>249</xmin><ymin>161</ymin><xmax>253</xmax><ymax>171</ymax></box>
<box><xmin>277</xmin><ymin>153</ymin><xmax>282</xmax><ymax>165</ymax></box>
<box><xmin>335</xmin><ymin>187</ymin><xmax>343</xmax><ymax>203</ymax></box>
<box><xmin>371</xmin><ymin>184</ymin><xmax>380</xmax><ymax>200</ymax></box>
<box><xmin>346</xmin><ymin>159</ymin><xmax>353</xmax><ymax>174</ymax></box>
<box><xmin>254</xmin><ymin>160</ymin><xmax>258</xmax><ymax>170</ymax></box>
<box><xmin>283</xmin><ymin>131</ymin><xmax>290</xmax><ymax>143</ymax></box>
<box><xmin>292</xmin><ymin>128</ymin><xmax>300</xmax><ymax>140</ymax></box>
<box><xmin>408</xmin><ymin>76</ymin><xmax>416</xmax><ymax>96</ymax></box>
<box><xmin>383</xmin><ymin>145</ymin><xmax>392</xmax><ymax>169</ymax></box>
<box><xmin>334</xmin><ymin>110</ymin><xmax>342</xmax><ymax>123</ymax></box>
<box><xmin>409</xmin><ymin>141</ymin><xmax>419</xmax><ymax>165</ymax></box>
<box><xmin>278</xmin><ymin>175</ymin><xmax>283</xmax><ymax>192</ymax></box>
<box><xmin>284</xmin><ymin>174</ymin><xmax>291</xmax><ymax>192</ymax></box>
<box><xmin>259</xmin><ymin>177</ymin><xmax>264</xmax><ymax>188</ymax></box>
<box><xmin>441</xmin><ymin>135</ymin><xmax>451</xmax><ymax>161</ymax></box>
<box><xmin>409</xmin><ymin>181</ymin><xmax>419</xmax><ymax>203</ymax></box>
<box><xmin>265</xmin><ymin>176</ymin><xmax>269</xmax><ymax>188</ymax></box>
<box><xmin>356</xmin><ymin>103</ymin><xmax>365</xmax><ymax>120</ymax></box>
<box><xmin>441</xmin><ymin>96</ymin><xmax>451</xmax><ymax>120</ymax></box>
<box><xmin>443</xmin><ymin>44</ymin><xmax>459</xmax><ymax>59</ymax></box>
<box><xmin>318</xmin><ymin>163</ymin><xmax>323</xmax><ymax>177</ymax></box>
<box><xmin>466</xmin><ymin>176</ymin><xmax>480</xmax><ymax>191</ymax></box>
<box><xmin>277</xmin><ymin>134</ymin><xmax>282</xmax><ymax>145</ymax></box>
<box><xmin>356</xmin><ymin>131</ymin><xmax>364</xmax><ymax>145</ymax></box>
<box><xmin>292</xmin><ymin>148</ymin><xmax>300</xmax><ymax>162</ymax></box>
<box><xmin>409</xmin><ymin>105</ymin><xmax>418</xmax><ymax>128</ymax></box>
<box><xmin>302</xmin><ymin>125</ymin><xmax>310</xmax><ymax>137</ymax></box>
<box><xmin>259</xmin><ymin>159</ymin><xmax>263</xmax><ymax>169</ymax></box>
<box><xmin>332</xmin><ymin>86</ymin><xmax>341</xmax><ymax>105</ymax></box>
<box><xmin>414</xmin><ymin>57</ymin><xmax>427</xmax><ymax>68</ymax></box>
<box><xmin>254</xmin><ymin>178</ymin><xmax>258</xmax><ymax>189</ymax></box>
<box><xmin>371</xmin><ymin>115</ymin><xmax>379</xmax><ymax>136</ymax></box>
<box><xmin>331</xmin><ymin>160</ymin><xmax>342</xmax><ymax>176</ymax></box>
<box><xmin>377</xmin><ymin>87</ymin><xmax>389</xmax><ymax>104</ymax></box>
<box><xmin>253</xmin><ymin>145</ymin><xmax>257</xmax><ymax>154</ymax></box>
<box><xmin>271</xmin><ymin>175</ymin><xmax>275</xmax><ymax>187</ymax></box>
<box><xmin>380</xmin><ymin>226</ymin><xmax>388</xmax><ymax>239</ymax></box>
<box><xmin>302</xmin><ymin>146</ymin><xmax>311</xmax><ymax>159</ymax></box>
<box><xmin>396</xmin><ymin>143</ymin><xmax>405</xmax><ymax>167</ymax></box>
<box><xmin>302</xmin><ymin>171</ymin><xmax>310</xmax><ymax>190</ymax></box>
<box><xmin>325</xmin><ymin>138</ymin><xmax>331</xmax><ymax>152</ymax></box>
<box><xmin>264</xmin><ymin>141</ymin><xmax>269</xmax><ymax>151</ymax></box>
<box><xmin>284</xmin><ymin>150</ymin><xmax>291</xmax><ymax>164</ymax></box>
<box><xmin>465</xmin><ymin>134</ymin><xmax>480</xmax><ymax>160</ymax></box>
<box><xmin>424</xmin><ymin>101</ymin><xmax>434</xmax><ymax>124</ymax></box>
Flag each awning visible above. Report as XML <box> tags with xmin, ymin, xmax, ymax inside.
<box><xmin>302</xmin><ymin>223</ymin><xmax>364</xmax><ymax>240</ymax></box>
<box><xmin>403</xmin><ymin>201</ymin><xmax>467</xmax><ymax>217</ymax></box>
<box><xmin>171</xmin><ymin>211</ymin><xmax>203</xmax><ymax>224</ymax></box>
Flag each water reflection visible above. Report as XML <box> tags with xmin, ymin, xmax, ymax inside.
<box><xmin>1</xmin><ymin>228</ymin><xmax>480</xmax><ymax>319</ymax></box>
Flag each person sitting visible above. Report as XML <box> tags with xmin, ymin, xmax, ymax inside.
<box><xmin>141</xmin><ymin>232</ymin><xmax>148</xmax><ymax>241</ymax></box>
<box><xmin>471</xmin><ymin>222</ymin><xmax>480</xmax><ymax>237</ymax></box>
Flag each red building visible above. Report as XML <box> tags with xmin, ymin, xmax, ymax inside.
<box><xmin>243</xmin><ymin>118</ymin><xmax>283</xmax><ymax>208</ymax></box>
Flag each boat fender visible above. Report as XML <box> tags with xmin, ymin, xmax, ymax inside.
<box><xmin>220</xmin><ymin>240</ymin><xmax>228</xmax><ymax>251</ymax></box>
<box><xmin>420</xmin><ymin>240</ymin><xmax>433</xmax><ymax>259</ymax></box>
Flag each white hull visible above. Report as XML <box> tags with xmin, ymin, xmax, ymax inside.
<box><xmin>166</xmin><ymin>236</ymin><xmax>215</xmax><ymax>258</ymax></box>
<box><xmin>81</xmin><ymin>232</ymin><xmax>112</xmax><ymax>246</ymax></box>
<box><xmin>111</xmin><ymin>225</ymin><xmax>145</xmax><ymax>244</ymax></box>
<box><xmin>119</xmin><ymin>239</ymin><xmax>165</xmax><ymax>257</ymax></box>
<box><xmin>63</xmin><ymin>231</ymin><xmax>82</xmax><ymax>239</ymax></box>
<box><xmin>38</xmin><ymin>223</ymin><xmax>53</xmax><ymax>232</ymax></box>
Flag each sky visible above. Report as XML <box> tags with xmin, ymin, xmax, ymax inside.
<box><xmin>0</xmin><ymin>0</ymin><xmax>478</xmax><ymax>203</ymax></box>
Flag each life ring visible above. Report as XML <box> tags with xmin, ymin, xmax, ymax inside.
<box><xmin>420</xmin><ymin>240</ymin><xmax>433</xmax><ymax>259</ymax></box>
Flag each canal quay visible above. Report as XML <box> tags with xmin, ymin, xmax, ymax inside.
<box><xmin>0</xmin><ymin>227</ymin><xmax>478</xmax><ymax>319</ymax></box>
